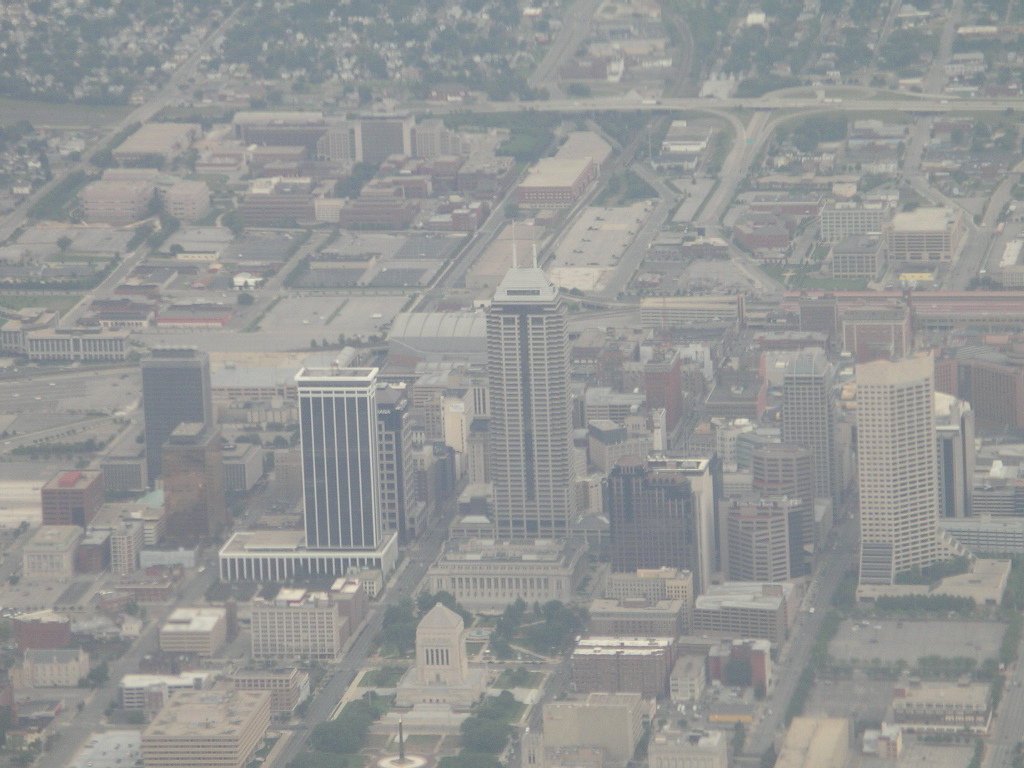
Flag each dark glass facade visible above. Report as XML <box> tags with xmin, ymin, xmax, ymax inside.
<box><xmin>141</xmin><ymin>348</ymin><xmax>212</xmax><ymax>481</ymax></box>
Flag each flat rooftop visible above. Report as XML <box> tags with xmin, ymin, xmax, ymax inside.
<box><xmin>43</xmin><ymin>469</ymin><xmax>102</xmax><ymax>491</ymax></box>
<box><xmin>24</xmin><ymin>525</ymin><xmax>82</xmax><ymax>550</ymax></box>
<box><xmin>891</xmin><ymin>207</ymin><xmax>956</xmax><ymax>232</ymax></box>
<box><xmin>143</xmin><ymin>688</ymin><xmax>269</xmax><ymax>740</ymax></box>
<box><xmin>162</xmin><ymin>607</ymin><xmax>225</xmax><ymax>633</ymax></box>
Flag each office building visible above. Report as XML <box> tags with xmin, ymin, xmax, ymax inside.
<box><xmin>21</xmin><ymin>648</ymin><xmax>90</xmax><ymax>688</ymax></box>
<box><xmin>376</xmin><ymin>383</ymin><xmax>421</xmax><ymax>542</ymax></box>
<box><xmin>22</xmin><ymin>525</ymin><xmax>83</xmax><ymax>579</ymax></box>
<box><xmin>935</xmin><ymin>393</ymin><xmax>975</xmax><ymax>518</ymax></box>
<box><xmin>571</xmin><ymin>637</ymin><xmax>676</xmax><ymax>698</ymax></box>
<box><xmin>692</xmin><ymin>582</ymin><xmax>793</xmax><ymax>646</ymax></box>
<box><xmin>645</xmin><ymin>348</ymin><xmax>685</xmax><ymax>433</ymax></box>
<box><xmin>722</xmin><ymin>498</ymin><xmax>795</xmax><ymax>582</ymax></box>
<box><xmin>782</xmin><ymin>349</ymin><xmax>839</xmax><ymax>505</ymax></box>
<box><xmin>605</xmin><ymin>457</ymin><xmax>709</xmax><ymax>593</ymax></box>
<box><xmin>297</xmin><ymin>367</ymin><xmax>382</xmax><ymax>550</ymax></box>
<box><xmin>774</xmin><ymin>717</ymin><xmax>851</xmax><ymax>768</ymax></box>
<box><xmin>669</xmin><ymin>654</ymin><xmax>706</xmax><ymax>704</ymax></box>
<box><xmin>120</xmin><ymin>672</ymin><xmax>215</xmax><ymax>715</ymax></box>
<box><xmin>158</xmin><ymin>607</ymin><xmax>227</xmax><ymax>657</ymax></box>
<box><xmin>858</xmin><ymin>354</ymin><xmax>944</xmax><ymax>585</ymax></box>
<box><xmin>250</xmin><ymin>580</ymin><xmax>367</xmax><ymax>661</ymax></box>
<box><xmin>541</xmin><ymin>693</ymin><xmax>655</xmax><ymax>767</ymax></box>
<box><xmin>751</xmin><ymin>442</ymin><xmax>814</xmax><ymax>576</ymax></box>
<box><xmin>162</xmin><ymin>423</ymin><xmax>226</xmax><ymax>542</ymax></box>
<box><xmin>588</xmin><ymin>597</ymin><xmax>688</xmax><ymax>636</ymax></box>
<box><xmin>487</xmin><ymin>265</ymin><xmax>574</xmax><ymax>539</ymax></box>
<box><xmin>141</xmin><ymin>687</ymin><xmax>271</xmax><ymax>768</ymax></box>
<box><xmin>818</xmin><ymin>201</ymin><xmax>890</xmax><ymax>243</ymax></box>
<box><xmin>890</xmin><ymin>681</ymin><xmax>991</xmax><ymax>734</ymax></box>
<box><xmin>886</xmin><ymin>207</ymin><xmax>962</xmax><ymax>262</ymax></box>
<box><xmin>648</xmin><ymin>728</ymin><xmax>728</xmax><ymax>768</ymax></box>
<box><xmin>141</xmin><ymin>348</ymin><xmax>212</xmax><ymax>480</ymax></box>
<box><xmin>604</xmin><ymin>567</ymin><xmax>694</xmax><ymax>605</ymax></box>
<box><xmin>227</xmin><ymin>668</ymin><xmax>310</xmax><ymax>715</ymax></box>
<box><xmin>41</xmin><ymin>470</ymin><xmax>104</xmax><ymax>527</ymax></box>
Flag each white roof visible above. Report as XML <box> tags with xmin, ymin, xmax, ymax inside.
<box><xmin>492</xmin><ymin>266</ymin><xmax>559</xmax><ymax>304</ymax></box>
<box><xmin>389</xmin><ymin>311</ymin><xmax>485</xmax><ymax>339</ymax></box>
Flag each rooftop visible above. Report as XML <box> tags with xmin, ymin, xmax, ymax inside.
<box><xmin>891</xmin><ymin>207</ymin><xmax>956</xmax><ymax>232</ymax></box>
<box><xmin>143</xmin><ymin>688</ymin><xmax>269</xmax><ymax>740</ymax></box>
<box><xmin>492</xmin><ymin>265</ymin><xmax>559</xmax><ymax>305</ymax></box>
<box><xmin>68</xmin><ymin>731</ymin><xmax>141</xmax><ymax>768</ymax></box>
<box><xmin>24</xmin><ymin>525</ymin><xmax>83</xmax><ymax>551</ymax></box>
<box><xmin>161</xmin><ymin>607</ymin><xmax>226</xmax><ymax>634</ymax></box>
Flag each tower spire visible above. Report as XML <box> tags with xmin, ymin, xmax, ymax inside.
<box><xmin>532</xmin><ymin>243</ymin><xmax>538</xmax><ymax>268</ymax></box>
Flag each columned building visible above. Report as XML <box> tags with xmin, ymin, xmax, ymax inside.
<box><xmin>486</xmin><ymin>264</ymin><xmax>574</xmax><ymax>539</ymax></box>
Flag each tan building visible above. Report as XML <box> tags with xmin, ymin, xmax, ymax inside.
<box><xmin>395</xmin><ymin>603</ymin><xmax>486</xmax><ymax>709</ymax></box>
<box><xmin>605</xmin><ymin>568</ymin><xmax>694</xmax><ymax>605</ymax></box>
<box><xmin>120</xmin><ymin>672</ymin><xmax>215</xmax><ymax>715</ymax></box>
<box><xmin>250</xmin><ymin>580</ymin><xmax>367</xmax><ymax>661</ymax></box>
<box><xmin>21</xmin><ymin>648</ymin><xmax>90</xmax><ymax>688</ymax></box>
<box><xmin>640</xmin><ymin>296</ymin><xmax>744</xmax><ymax>329</ymax></box>
<box><xmin>648</xmin><ymin>728</ymin><xmax>728</xmax><ymax>768</ymax></box>
<box><xmin>426</xmin><ymin>538</ymin><xmax>587</xmax><ymax>610</ymax></box>
<box><xmin>79</xmin><ymin>179</ymin><xmax>155</xmax><ymax>225</ymax></box>
<box><xmin>112</xmin><ymin>122</ymin><xmax>200</xmax><ymax>164</ymax></box>
<box><xmin>886</xmin><ymin>207</ymin><xmax>962</xmax><ymax>262</ymax></box>
<box><xmin>571</xmin><ymin>637</ymin><xmax>676</xmax><ymax>698</ymax></box>
<box><xmin>108</xmin><ymin>519</ymin><xmax>144</xmax><ymax>576</ymax></box>
<box><xmin>516</xmin><ymin>157</ymin><xmax>595</xmax><ymax>207</ymax></box>
<box><xmin>669</xmin><ymin>654</ymin><xmax>706</xmax><ymax>704</ymax></box>
<box><xmin>692</xmin><ymin>582</ymin><xmax>793</xmax><ymax>646</ymax></box>
<box><xmin>22</xmin><ymin>525</ymin><xmax>83</xmax><ymax>579</ymax></box>
<box><xmin>542</xmin><ymin>692</ymin><xmax>655</xmax><ymax>766</ymax></box>
<box><xmin>228</xmin><ymin>668</ymin><xmax>310</xmax><ymax>714</ymax></box>
<box><xmin>890</xmin><ymin>681</ymin><xmax>991</xmax><ymax>734</ymax></box>
<box><xmin>158</xmin><ymin>607</ymin><xmax>227</xmax><ymax>657</ymax></box>
<box><xmin>164</xmin><ymin>180</ymin><xmax>211</xmax><ymax>222</ymax></box>
<box><xmin>722</xmin><ymin>498</ymin><xmax>795</xmax><ymax>583</ymax></box>
<box><xmin>588</xmin><ymin>597</ymin><xmax>688</xmax><ymax>637</ymax></box>
<box><xmin>141</xmin><ymin>687</ymin><xmax>270</xmax><ymax>768</ymax></box>
<box><xmin>775</xmin><ymin>717</ymin><xmax>851</xmax><ymax>768</ymax></box>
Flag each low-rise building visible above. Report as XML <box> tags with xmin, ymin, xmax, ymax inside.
<box><xmin>158</xmin><ymin>607</ymin><xmax>227</xmax><ymax>657</ymax></box>
<box><xmin>887</xmin><ymin>207</ymin><xmax>962</xmax><ymax>262</ymax></box>
<box><xmin>831</xmin><ymin>234</ymin><xmax>885</xmax><ymax>280</ymax></box>
<box><xmin>669</xmin><ymin>653</ymin><xmax>706</xmax><ymax>704</ymax></box>
<box><xmin>24</xmin><ymin>327</ymin><xmax>129</xmax><ymax>362</ymax></box>
<box><xmin>141</xmin><ymin>687</ymin><xmax>271</xmax><ymax>768</ymax></box>
<box><xmin>21</xmin><ymin>648</ymin><xmax>90</xmax><ymax>688</ymax></box>
<box><xmin>707</xmin><ymin>639</ymin><xmax>772</xmax><ymax>691</ymax></box>
<box><xmin>22</xmin><ymin>525</ymin><xmax>83</xmax><ymax>579</ymax></box>
<box><xmin>692</xmin><ymin>582</ymin><xmax>793</xmax><ymax>646</ymax></box>
<box><xmin>228</xmin><ymin>668</ymin><xmax>310</xmax><ymax>715</ymax></box>
<box><xmin>890</xmin><ymin>681</ymin><xmax>992</xmax><ymax>734</ymax></box>
<box><xmin>250</xmin><ymin>580</ymin><xmax>367</xmax><ymax>661</ymax></box>
<box><xmin>542</xmin><ymin>692</ymin><xmax>655</xmax><ymax>766</ymax></box>
<box><xmin>647</xmin><ymin>728</ymin><xmax>728</xmax><ymax>768</ymax></box>
<box><xmin>588</xmin><ymin>597</ymin><xmax>688</xmax><ymax>637</ymax></box>
<box><xmin>775</xmin><ymin>717</ymin><xmax>851</xmax><ymax>768</ymax></box>
<box><xmin>426</xmin><ymin>538</ymin><xmax>587</xmax><ymax>610</ymax></box>
<box><xmin>120</xmin><ymin>671</ymin><xmax>215</xmax><ymax>715</ymax></box>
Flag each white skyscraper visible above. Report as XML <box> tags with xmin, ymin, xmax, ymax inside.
<box><xmin>857</xmin><ymin>353</ymin><xmax>943</xmax><ymax>585</ymax></box>
<box><xmin>296</xmin><ymin>367</ymin><xmax>381</xmax><ymax>550</ymax></box>
<box><xmin>486</xmin><ymin>264</ymin><xmax>574</xmax><ymax>539</ymax></box>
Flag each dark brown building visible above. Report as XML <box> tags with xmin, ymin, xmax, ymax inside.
<box><xmin>644</xmin><ymin>348</ymin><xmax>685</xmax><ymax>432</ymax></box>
<box><xmin>162</xmin><ymin>423</ymin><xmax>226</xmax><ymax>542</ymax></box>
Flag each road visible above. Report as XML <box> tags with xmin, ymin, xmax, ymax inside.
<box><xmin>528</xmin><ymin>0</ymin><xmax>603</xmax><ymax>98</ymax></box>
<box><xmin>266</xmin><ymin>499</ymin><xmax>457</xmax><ymax>768</ymax></box>
<box><xmin>742</xmin><ymin>514</ymin><xmax>859</xmax><ymax>757</ymax></box>
<box><xmin>923</xmin><ymin>0</ymin><xmax>963</xmax><ymax>94</ymax></box>
<box><xmin>985</xmin><ymin>644</ymin><xmax>1024</xmax><ymax>768</ymax></box>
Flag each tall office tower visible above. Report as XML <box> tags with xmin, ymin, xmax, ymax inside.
<box><xmin>751</xmin><ymin>442</ymin><xmax>814</xmax><ymax>576</ymax></box>
<box><xmin>782</xmin><ymin>349</ymin><xmax>839</xmax><ymax>504</ymax></box>
<box><xmin>722</xmin><ymin>497</ymin><xmax>795</xmax><ymax>582</ymax></box>
<box><xmin>486</xmin><ymin>265</ymin><xmax>574</xmax><ymax>539</ymax></box>
<box><xmin>141</xmin><ymin>348</ymin><xmax>212</xmax><ymax>480</ymax></box>
<box><xmin>935</xmin><ymin>393</ymin><xmax>975</xmax><ymax>519</ymax></box>
<box><xmin>162</xmin><ymin>423</ymin><xmax>227</xmax><ymax>541</ymax></box>
<box><xmin>376</xmin><ymin>383</ymin><xmax>423</xmax><ymax>542</ymax></box>
<box><xmin>644</xmin><ymin>348</ymin><xmax>684</xmax><ymax>433</ymax></box>
<box><xmin>297</xmin><ymin>367</ymin><xmax>381</xmax><ymax>550</ymax></box>
<box><xmin>605</xmin><ymin>456</ymin><xmax>708</xmax><ymax>593</ymax></box>
<box><xmin>857</xmin><ymin>353</ymin><xmax>943</xmax><ymax>585</ymax></box>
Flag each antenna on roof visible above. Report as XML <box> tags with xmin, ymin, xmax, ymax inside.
<box><xmin>532</xmin><ymin>243</ymin><xmax>538</xmax><ymax>268</ymax></box>
<box><xmin>512</xmin><ymin>222</ymin><xmax>518</xmax><ymax>269</ymax></box>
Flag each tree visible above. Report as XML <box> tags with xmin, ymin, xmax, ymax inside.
<box><xmin>723</xmin><ymin>657</ymin><xmax>753</xmax><ymax>687</ymax></box>
<box><xmin>461</xmin><ymin>717</ymin><xmax>512</xmax><ymax>753</ymax></box>
<box><xmin>237</xmin><ymin>292</ymin><xmax>255</xmax><ymax>306</ymax></box>
<box><xmin>56</xmin><ymin>236</ymin><xmax>72</xmax><ymax>252</ymax></box>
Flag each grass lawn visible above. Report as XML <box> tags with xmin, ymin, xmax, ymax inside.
<box><xmin>494</xmin><ymin>668</ymin><xmax>542</xmax><ymax>689</ymax></box>
<box><xmin>0</xmin><ymin>293</ymin><xmax>84</xmax><ymax>312</ymax></box>
<box><xmin>358</xmin><ymin>666</ymin><xmax>406</xmax><ymax>687</ymax></box>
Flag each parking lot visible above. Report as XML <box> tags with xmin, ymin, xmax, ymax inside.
<box><xmin>829</xmin><ymin>619</ymin><xmax>1003</xmax><ymax>665</ymax></box>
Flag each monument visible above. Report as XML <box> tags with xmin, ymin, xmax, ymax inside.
<box><xmin>395</xmin><ymin>603</ymin><xmax>486</xmax><ymax>709</ymax></box>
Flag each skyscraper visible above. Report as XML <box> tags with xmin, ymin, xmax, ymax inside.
<box><xmin>605</xmin><ymin>456</ymin><xmax>712</xmax><ymax>593</ymax></box>
<box><xmin>296</xmin><ymin>367</ymin><xmax>381</xmax><ymax>550</ymax></box>
<box><xmin>782</xmin><ymin>349</ymin><xmax>839</xmax><ymax>504</ymax></box>
<box><xmin>486</xmin><ymin>265</ymin><xmax>573</xmax><ymax>539</ymax></box>
<box><xmin>162</xmin><ymin>422</ymin><xmax>227</xmax><ymax>541</ymax></box>
<box><xmin>857</xmin><ymin>353</ymin><xmax>943</xmax><ymax>585</ymax></box>
<box><xmin>141</xmin><ymin>348</ymin><xmax>212</xmax><ymax>480</ymax></box>
<box><xmin>751</xmin><ymin>442</ymin><xmax>814</xmax><ymax>575</ymax></box>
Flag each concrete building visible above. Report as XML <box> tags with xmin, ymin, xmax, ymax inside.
<box><xmin>857</xmin><ymin>354</ymin><xmax>944</xmax><ymax>585</ymax></box>
<box><xmin>22</xmin><ymin>525</ymin><xmax>83</xmax><ymax>579</ymax></box>
<box><xmin>109</xmin><ymin>519</ymin><xmax>144</xmax><ymax>575</ymax></box>
<box><xmin>395</xmin><ymin>603</ymin><xmax>486</xmax><ymax>709</ymax></box>
<box><xmin>774</xmin><ymin>717</ymin><xmax>851</xmax><ymax>768</ymax></box>
<box><xmin>887</xmin><ymin>207</ymin><xmax>962</xmax><ymax>262</ymax></box>
<box><xmin>41</xmin><ymin>470</ymin><xmax>104</xmax><ymax>527</ymax></box>
<box><xmin>162</xmin><ymin>423</ymin><xmax>226</xmax><ymax>542</ymax></box>
<box><xmin>640</xmin><ymin>296</ymin><xmax>744</xmax><ymax>329</ymax></box>
<box><xmin>112</xmin><ymin>122</ymin><xmax>198</xmax><ymax>164</ymax></box>
<box><xmin>840</xmin><ymin>301</ymin><xmax>913</xmax><ymax>364</ymax></box>
<box><xmin>648</xmin><ymin>728</ymin><xmax>728</xmax><ymax>768</ymax></box>
<box><xmin>541</xmin><ymin>692</ymin><xmax>655</xmax><ymax>767</ymax></box>
<box><xmin>604</xmin><ymin>567</ymin><xmax>694</xmax><ymax>605</ymax></box>
<box><xmin>141</xmin><ymin>348</ymin><xmax>212</xmax><ymax>480</ymax></box>
<box><xmin>376</xmin><ymin>383</ymin><xmax>422</xmax><ymax>542</ymax></box>
<box><xmin>79</xmin><ymin>179</ymin><xmax>155</xmax><ymax>224</ymax></box>
<box><xmin>25</xmin><ymin>327</ymin><xmax>129</xmax><ymax>362</ymax></box>
<box><xmin>830</xmin><ymin>234</ymin><xmax>885</xmax><ymax>280</ymax></box>
<box><xmin>516</xmin><ymin>157</ymin><xmax>595</xmax><ymax>207</ymax></box>
<box><xmin>158</xmin><ymin>607</ymin><xmax>227</xmax><ymax>657</ymax></box>
<box><xmin>890</xmin><ymin>681</ymin><xmax>991</xmax><ymax>734</ymax></box>
<box><xmin>426</xmin><ymin>537</ymin><xmax>587</xmax><ymax>610</ymax></box>
<box><xmin>669</xmin><ymin>654</ymin><xmax>706</xmax><ymax>704</ymax></box>
<box><xmin>487</xmin><ymin>265</ymin><xmax>574</xmax><ymax>539</ymax></box>
<box><xmin>228</xmin><ymin>668</ymin><xmax>310</xmax><ymax>715</ymax></box>
<box><xmin>164</xmin><ymin>180</ymin><xmax>211</xmax><ymax>221</ymax></box>
<box><xmin>141</xmin><ymin>687</ymin><xmax>271</xmax><ymax>768</ymax></box>
<box><xmin>250</xmin><ymin>580</ymin><xmax>367</xmax><ymax>661</ymax></box>
<box><xmin>722</xmin><ymin>498</ymin><xmax>795</xmax><ymax>583</ymax></box>
<box><xmin>693</xmin><ymin>582</ymin><xmax>793</xmax><ymax>646</ymax></box>
<box><xmin>21</xmin><ymin>648</ymin><xmax>90</xmax><ymax>688</ymax></box>
<box><xmin>589</xmin><ymin>597</ymin><xmax>688</xmax><ymax>636</ymax></box>
<box><xmin>120</xmin><ymin>671</ymin><xmax>215</xmax><ymax>714</ymax></box>
<box><xmin>936</xmin><ymin>339</ymin><xmax>1024</xmax><ymax>431</ymax></box>
<box><xmin>818</xmin><ymin>201</ymin><xmax>890</xmax><ymax>243</ymax></box>
<box><xmin>571</xmin><ymin>637</ymin><xmax>676</xmax><ymax>698</ymax></box>
<box><xmin>222</xmin><ymin>443</ymin><xmax>264</xmax><ymax>494</ymax></box>
<box><xmin>750</xmin><ymin>443</ymin><xmax>814</xmax><ymax>576</ymax></box>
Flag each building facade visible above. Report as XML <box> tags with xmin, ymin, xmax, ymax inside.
<box><xmin>141</xmin><ymin>348</ymin><xmax>212</xmax><ymax>480</ymax></box>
